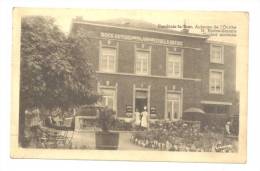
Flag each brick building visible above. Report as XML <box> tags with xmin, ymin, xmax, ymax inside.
<box><xmin>70</xmin><ymin>18</ymin><xmax>237</xmax><ymax>121</ymax></box>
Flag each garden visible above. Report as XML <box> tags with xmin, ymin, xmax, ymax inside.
<box><xmin>130</xmin><ymin>120</ymin><xmax>238</xmax><ymax>152</ymax></box>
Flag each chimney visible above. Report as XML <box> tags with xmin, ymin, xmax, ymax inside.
<box><xmin>75</xmin><ymin>16</ymin><xmax>84</xmax><ymax>21</ymax></box>
<box><xmin>181</xmin><ymin>19</ymin><xmax>189</xmax><ymax>33</ymax></box>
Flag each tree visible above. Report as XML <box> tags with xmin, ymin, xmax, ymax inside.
<box><xmin>19</xmin><ymin>16</ymin><xmax>99</xmax><ymax>146</ymax></box>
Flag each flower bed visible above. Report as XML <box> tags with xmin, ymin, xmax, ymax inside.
<box><xmin>130</xmin><ymin>120</ymin><xmax>236</xmax><ymax>152</ymax></box>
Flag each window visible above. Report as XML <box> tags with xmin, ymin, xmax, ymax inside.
<box><xmin>203</xmin><ymin>105</ymin><xmax>229</xmax><ymax>114</ymax></box>
<box><xmin>166</xmin><ymin>93</ymin><xmax>181</xmax><ymax>120</ymax></box>
<box><xmin>211</xmin><ymin>45</ymin><xmax>224</xmax><ymax>63</ymax></box>
<box><xmin>100</xmin><ymin>47</ymin><xmax>116</xmax><ymax>72</ymax></box>
<box><xmin>135</xmin><ymin>51</ymin><xmax>149</xmax><ymax>75</ymax></box>
<box><xmin>209</xmin><ymin>70</ymin><xmax>224</xmax><ymax>94</ymax></box>
<box><xmin>167</xmin><ymin>53</ymin><xmax>182</xmax><ymax>78</ymax></box>
<box><xmin>100</xmin><ymin>88</ymin><xmax>116</xmax><ymax>111</ymax></box>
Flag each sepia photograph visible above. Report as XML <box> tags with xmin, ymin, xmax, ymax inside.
<box><xmin>11</xmin><ymin>8</ymin><xmax>248</xmax><ymax>163</ymax></box>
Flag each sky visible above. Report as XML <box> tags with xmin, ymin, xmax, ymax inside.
<box><xmin>51</xmin><ymin>9</ymin><xmax>240</xmax><ymax>44</ymax></box>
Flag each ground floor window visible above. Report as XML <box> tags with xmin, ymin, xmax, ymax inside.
<box><xmin>166</xmin><ymin>93</ymin><xmax>181</xmax><ymax>120</ymax></box>
<box><xmin>100</xmin><ymin>88</ymin><xmax>116</xmax><ymax>111</ymax></box>
<box><xmin>203</xmin><ymin>104</ymin><xmax>229</xmax><ymax>114</ymax></box>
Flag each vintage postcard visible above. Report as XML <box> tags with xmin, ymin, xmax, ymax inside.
<box><xmin>11</xmin><ymin>8</ymin><xmax>248</xmax><ymax>163</ymax></box>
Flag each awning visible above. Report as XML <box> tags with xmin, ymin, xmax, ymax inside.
<box><xmin>200</xmin><ymin>100</ymin><xmax>232</xmax><ymax>105</ymax></box>
<box><xmin>182</xmin><ymin>107</ymin><xmax>206</xmax><ymax>121</ymax></box>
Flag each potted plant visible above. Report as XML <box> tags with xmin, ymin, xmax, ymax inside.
<box><xmin>95</xmin><ymin>107</ymin><xmax>119</xmax><ymax>150</ymax></box>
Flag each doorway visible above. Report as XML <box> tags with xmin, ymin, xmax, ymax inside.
<box><xmin>135</xmin><ymin>90</ymin><xmax>148</xmax><ymax>112</ymax></box>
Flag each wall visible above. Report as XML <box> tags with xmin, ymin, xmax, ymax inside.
<box><xmin>71</xmin><ymin>22</ymin><xmax>237</xmax><ymax>118</ymax></box>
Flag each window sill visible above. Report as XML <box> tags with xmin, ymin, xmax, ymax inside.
<box><xmin>99</xmin><ymin>70</ymin><xmax>116</xmax><ymax>73</ymax></box>
<box><xmin>209</xmin><ymin>92</ymin><xmax>224</xmax><ymax>95</ymax></box>
<box><xmin>166</xmin><ymin>75</ymin><xmax>182</xmax><ymax>79</ymax></box>
<box><xmin>210</xmin><ymin>61</ymin><xmax>224</xmax><ymax>65</ymax></box>
<box><xmin>135</xmin><ymin>73</ymin><xmax>150</xmax><ymax>76</ymax></box>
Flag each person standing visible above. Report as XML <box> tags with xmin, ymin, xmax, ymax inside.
<box><xmin>140</xmin><ymin>106</ymin><xmax>149</xmax><ymax>130</ymax></box>
<box><xmin>30</xmin><ymin>108</ymin><xmax>41</xmax><ymax>146</ymax></box>
<box><xmin>133</xmin><ymin>108</ymin><xmax>141</xmax><ymax>130</ymax></box>
<box><xmin>225</xmin><ymin>121</ymin><xmax>231</xmax><ymax>135</ymax></box>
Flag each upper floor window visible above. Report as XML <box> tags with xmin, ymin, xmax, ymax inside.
<box><xmin>135</xmin><ymin>50</ymin><xmax>150</xmax><ymax>75</ymax></box>
<box><xmin>100</xmin><ymin>47</ymin><xmax>116</xmax><ymax>72</ymax></box>
<box><xmin>209</xmin><ymin>70</ymin><xmax>224</xmax><ymax>94</ymax></box>
<box><xmin>167</xmin><ymin>53</ymin><xmax>182</xmax><ymax>78</ymax></box>
<box><xmin>210</xmin><ymin>45</ymin><xmax>224</xmax><ymax>64</ymax></box>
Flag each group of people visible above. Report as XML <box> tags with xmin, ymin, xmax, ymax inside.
<box><xmin>132</xmin><ymin>106</ymin><xmax>149</xmax><ymax>131</ymax></box>
<box><xmin>24</xmin><ymin>107</ymin><xmax>76</xmax><ymax>147</ymax></box>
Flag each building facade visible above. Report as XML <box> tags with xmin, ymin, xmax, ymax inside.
<box><xmin>70</xmin><ymin>18</ymin><xmax>237</xmax><ymax>121</ymax></box>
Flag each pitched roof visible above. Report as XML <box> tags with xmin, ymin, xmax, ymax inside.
<box><xmin>72</xmin><ymin>18</ymin><xmax>209</xmax><ymax>39</ymax></box>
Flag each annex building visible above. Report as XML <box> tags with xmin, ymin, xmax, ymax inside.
<box><xmin>70</xmin><ymin>18</ymin><xmax>237</xmax><ymax>121</ymax></box>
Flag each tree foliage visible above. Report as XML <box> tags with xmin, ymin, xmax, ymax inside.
<box><xmin>20</xmin><ymin>16</ymin><xmax>99</xmax><ymax>111</ymax></box>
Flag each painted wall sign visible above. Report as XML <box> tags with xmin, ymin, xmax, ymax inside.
<box><xmin>100</xmin><ymin>32</ymin><xmax>183</xmax><ymax>46</ymax></box>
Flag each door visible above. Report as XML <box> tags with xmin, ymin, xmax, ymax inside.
<box><xmin>135</xmin><ymin>90</ymin><xmax>148</xmax><ymax>112</ymax></box>
<box><xmin>135</xmin><ymin>98</ymin><xmax>147</xmax><ymax>113</ymax></box>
